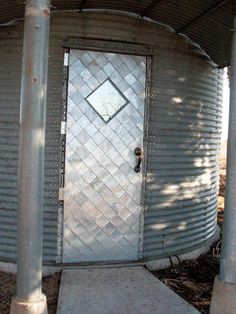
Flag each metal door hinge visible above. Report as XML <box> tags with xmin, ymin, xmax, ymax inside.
<box><xmin>64</xmin><ymin>52</ymin><xmax>69</xmax><ymax>66</ymax></box>
<box><xmin>61</xmin><ymin>121</ymin><xmax>67</xmax><ymax>134</ymax></box>
<box><xmin>59</xmin><ymin>187</ymin><xmax>65</xmax><ymax>201</ymax></box>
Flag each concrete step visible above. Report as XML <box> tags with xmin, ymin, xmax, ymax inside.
<box><xmin>57</xmin><ymin>266</ymin><xmax>200</xmax><ymax>314</ymax></box>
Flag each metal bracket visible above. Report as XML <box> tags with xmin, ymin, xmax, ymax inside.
<box><xmin>64</xmin><ymin>52</ymin><xmax>69</xmax><ymax>66</ymax></box>
<box><xmin>58</xmin><ymin>187</ymin><xmax>65</xmax><ymax>201</ymax></box>
<box><xmin>61</xmin><ymin>121</ymin><xmax>67</xmax><ymax>134</ymax></box>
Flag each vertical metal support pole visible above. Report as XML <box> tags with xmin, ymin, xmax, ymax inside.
<box><xmin>10</xmin><ymin>0</ymin><xmax>50</xmax><ymax>313</ymax></box>
<box><xmin>210</xmin><ymin>15</ymin><xmax>236</xmax><ymax>314</ymax></box>
<box><xmin>220</xmin><ymin>15</ymin><xmax>236</xmax><ymax>284</ymax></box>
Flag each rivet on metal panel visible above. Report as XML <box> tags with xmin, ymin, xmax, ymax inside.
<box><xmin>59</xmin><ymin>187</ymin><xmax>64</xmax><ymax>201</ymax></box>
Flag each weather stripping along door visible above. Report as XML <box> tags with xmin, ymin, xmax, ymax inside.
<box><xmin>63</xmin><ymin>49</ymin><xmax>147</xmax><ymax>262</ymax></box>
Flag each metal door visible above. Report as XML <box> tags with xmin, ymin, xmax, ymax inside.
<box><xmin>63</xmin><ymin>49</ymin><xmax>147</xmax><ymax>262</ymax></box>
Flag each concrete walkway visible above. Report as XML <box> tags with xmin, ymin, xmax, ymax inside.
<box><xmin>57</xmin><ymin>266</ymin><xmax>199</xmax><ymax>314</ymax></box>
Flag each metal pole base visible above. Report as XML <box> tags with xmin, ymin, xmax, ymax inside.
<box><xmin>210</xmin><ymin>276</ymin><xmax>236</xmax><ymax>314</ymax></box>
<box><xmin>10</xmin><ymin>293</ymin><xmax>48</xmax><ymax>314</ymax></box>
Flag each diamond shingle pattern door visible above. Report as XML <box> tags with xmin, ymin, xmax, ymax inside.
<box><xmin>63</xmin><ymin>49</ymin><xmax>146</xmax><ymax>262</ymax></box>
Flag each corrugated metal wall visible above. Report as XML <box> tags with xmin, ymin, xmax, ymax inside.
<box><xmin>0</xmin><ymin>25</ymin><xmax>63</xmax><ymax>263</ymax></box>
<box><xmin>143</xmin><ymin>52</ymin><xmax>222</xmax><ymax>259</ymax></box>
<box><xmin>0</xmin><ymin>12</ymin><xmax>222</xmax><ymax>263</ymax></box>
<box><xmin>0</xmin><ymin>35</ymin><xmax>22</xmax><ymax>261</ymax></box>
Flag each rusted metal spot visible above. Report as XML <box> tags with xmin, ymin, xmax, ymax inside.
<box><xmin>43</xmin><ymin>9</ymin><xmax>50</xmax><ymax>17</ymax></box>
<box><xmin>25</xmin><ymin>7</ymin><xmax>50</xmax><ymax>17</ymax></box>
<box><xmin>26</xmin><ymin>59</ymin><xmax>33</xmax><ymax>78</ymax></box>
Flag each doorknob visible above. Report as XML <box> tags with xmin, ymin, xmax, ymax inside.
<box><xmin>134</xmin><ymin>147</ymin><xmax>143</xmax><ymax>173</ymax></box>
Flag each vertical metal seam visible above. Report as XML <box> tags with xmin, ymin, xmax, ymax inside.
<box><xmin>138</xmin><ymin>55</ymin><xmax>152</xmax><ymax>259</ymax></box>
<box><xmin>57</xmin><ymin>47</ymin><xmax>70</xmax><ymax>263</ymax></box>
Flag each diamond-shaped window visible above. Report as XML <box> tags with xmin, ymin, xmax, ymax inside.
<box><xmin>86</xmin><ymin>79</ymin><xmax>128</xmax><ymax>123</ymax></box>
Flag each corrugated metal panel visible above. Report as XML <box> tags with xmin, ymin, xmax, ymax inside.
<box><xmin>0</xmin><ymin>0</ymin><xmax>234</xmax><ymax>67</ymax></box>
<box><xmin>143</xmin><ymin>51</ymin><xmax>223</xmax><ymax>259</ymax></box>
<box><xmin>0</xmin><ymin>13</ymin><xmax>222</xmax><ymax>263</ymax></box>
<box><xmin>0</xmin><ymin>28</ymin><xmax>63</xmax><ymax>263</ymax></box>
<box><xmin>0</xmin><ymin>32</ymin><xmax>21</xmax><ymax>260</ymax></box>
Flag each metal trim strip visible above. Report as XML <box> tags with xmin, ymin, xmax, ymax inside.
<box><xmin>63</xmin><ymin>37</ymin><xmax>154</xmax><ymax>56</ymax></box>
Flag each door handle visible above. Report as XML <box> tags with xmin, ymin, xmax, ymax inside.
<box><xmin>134</xmin><ymin>147</ymin><xmax>143</xmax><ymax>173</ymax></box>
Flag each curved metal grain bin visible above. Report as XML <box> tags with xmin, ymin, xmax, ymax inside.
<box><xmin>0</xmin><ymin>12</ymin><xmax>222</xmax><ymax>266</ymax></box>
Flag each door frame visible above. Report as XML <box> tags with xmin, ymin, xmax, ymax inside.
<box><xmin>56</xmin><ymin>37</ymin><xmax>153</xmax><ymax>264</ymax></box>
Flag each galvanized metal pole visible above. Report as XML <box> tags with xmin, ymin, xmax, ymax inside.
<box><xmin>10</xmin><ymin>0</ymin><xmax>50</xmax><ymax>313</ymax></box>
<box><xmin>220</xmin><ymin>15</ymin><xmax>236</xmax><ymax>284</ymax></box>
<box><xmin>210</xmin><ymin>14</ymin><xmax>236</xmax><ymax>314</ymax></box>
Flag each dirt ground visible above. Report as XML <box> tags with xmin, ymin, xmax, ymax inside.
<box><xmin>219</xmin><ymin>174</ymin><xmax>226</xmax><ymax>197</ymax></box>
<box><xmin>152</xmin><ymin>208</ymin><xmax>223</xmax><ymax>313</ymax></box>
<box><xmin>0</xmin><ymin>272</ymin><xmax>61</xmax><ymax>314</ymax></box>
<box><xmin>0</xmin><ymin>176</ymin><xmax>226</xmax><ymax>314</ymax></box>
<box><xmin>152</xmin><ymin>186</ymin><xmax>225</xmax><ymax>314</ymax></box>
<box><xmin>152</xmin><ymin>249</ymin><xmax>219</xmax><ymax>314</ymax></box>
